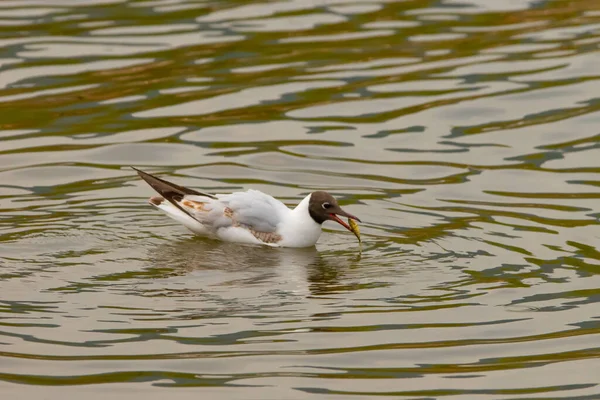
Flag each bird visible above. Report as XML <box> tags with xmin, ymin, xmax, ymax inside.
<box><xmin>133</xmin><ymin>167</ymin><xmax>361</xmax><ymax>248</ymax></box>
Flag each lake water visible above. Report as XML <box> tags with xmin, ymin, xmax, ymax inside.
<box><xmin>1</xmin><ymin>1</ymin><xmax>599</xmax><ymax>399</ymax></box>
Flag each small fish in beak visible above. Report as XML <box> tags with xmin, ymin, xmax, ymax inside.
<box><xmin>327</xmin><ymin>208</ymin><xmax>361</xmax><ymax>233</ymax></box>
<box><xmin>348</xmin><ymin>218</ymin><xmax>361</xmax><ymax>244</ymax></box>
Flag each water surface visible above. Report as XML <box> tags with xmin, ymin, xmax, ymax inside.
<box><xmin>1</xmin><ymin>0</ymin><xmax>599</xmax><ymax>399</ymax></box>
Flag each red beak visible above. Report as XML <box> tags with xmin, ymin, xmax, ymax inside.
<box><xmin>328</xmin><ymin>211</ymin><xmax>361</xmax><ymax>232</ymax></box>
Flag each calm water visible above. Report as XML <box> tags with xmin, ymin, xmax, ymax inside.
<box><xmin>1</xmin><ymin>0</ymin><xmax>599</xmax><ymax>399</ymax></box>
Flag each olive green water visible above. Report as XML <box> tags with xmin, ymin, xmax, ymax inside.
<box><xmin>1</xmin><ymin>1</ymin><xmax>599</xmax><ymax>399</ymax></box>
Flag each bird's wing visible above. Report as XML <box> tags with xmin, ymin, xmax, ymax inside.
<box><xmin>217</xmin><ymin>189</ymin><xmax>290</xmax><ymax>232</ymax></box>
<box><xmin>180</xmin><ymin>189</ymin><xmax>289</xmax><ymax>233</ymax></box>
<box><xmin>134</xmin><ymin>167</ymin><xmax>290</xmax><ymax>241</ymax></box>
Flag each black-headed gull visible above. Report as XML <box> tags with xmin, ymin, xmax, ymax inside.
<box><xmin>134</xmin><ymin>167</ymin><xmax>361</xmax><ymax>248</ymax></box>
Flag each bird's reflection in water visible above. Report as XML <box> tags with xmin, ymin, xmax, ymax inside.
<box><xmin>146</xmin><ymin>237</ymin><xmax>364</xmax><ymax>297</ymax></box>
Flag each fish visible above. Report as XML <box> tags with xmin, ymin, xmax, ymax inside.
<box><xmin>348</xmin><ymin>217</ymin><xmax>361</xmax><ymax>244</ymax></box>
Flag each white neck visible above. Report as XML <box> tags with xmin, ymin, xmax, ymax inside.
<box><xmin>278</xmin><ymin>194</ymin><xmax>323</xmax><ymax>247</ymax></box>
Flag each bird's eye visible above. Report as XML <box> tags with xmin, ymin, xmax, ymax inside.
<box><xmin>322</xmin><ymin>202</ymin><xmax>332</xmax><ymax>209</ymax></box>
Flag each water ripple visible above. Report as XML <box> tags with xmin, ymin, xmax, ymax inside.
<box><xmin>0</xmin><ymin>0</ymin><xmax>599</xmax><ymax>398</ymax></box>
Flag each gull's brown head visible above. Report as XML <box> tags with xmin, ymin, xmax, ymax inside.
<box><xmin>308</xmin><ymin>191</ymin><xmax>361</xmax><ymax>231</ymax></box>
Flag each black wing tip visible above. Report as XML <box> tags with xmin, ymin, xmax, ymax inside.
<box><xmin>132</xmin><ymin>166</ymin><xmax>217</xmax><ymax>200</ymax></box>
<box><xmin>131</xmin><ymin>166</ymin><xmax>157</xmax><ymax>187</ymax></box>
<box><xmin>130</xmin><ymin>166</ymin><xmax>146</xmax><ymax>177</ymax></box>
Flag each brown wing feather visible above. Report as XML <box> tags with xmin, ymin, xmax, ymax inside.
<box><xmin>133</xmin><ymin>167</ymin><xmax>217</xmax><ymax>222</ymax></box>
<box><xmin>133</xmin><ymin>167</ymin><xmax>216</xmax><ymax>200</ymax></box>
